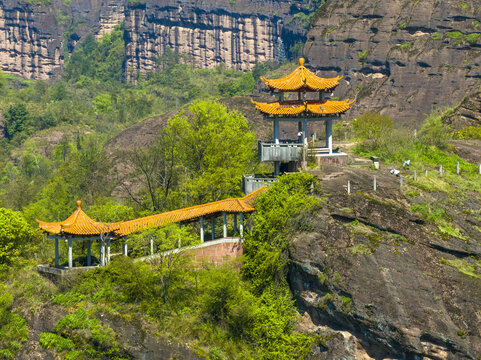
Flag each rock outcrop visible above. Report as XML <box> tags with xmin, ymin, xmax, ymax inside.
<box><xmin>289</xmin><ymin>166</ymin><xmax>481</xmax><ymax>359</ymax></box>
<box><xmin>304</xmin><ymin>0</ymin><xmax>481</xmax><ymax>126</ymax></box>
<box><xmin>0</xmin><ymin>0</ymin><xmax>314</xmax><ymax>80</ymax></box>
<box><xmin>444</xmin><ymin>91</ymin><xmax>481</xmax><ymax>130</ymax></box>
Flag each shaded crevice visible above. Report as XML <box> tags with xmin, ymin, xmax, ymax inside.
<box><xmin>427</xmin><ymin>243</ymin><xmax>476</xmax><ymax>258</ymax></box>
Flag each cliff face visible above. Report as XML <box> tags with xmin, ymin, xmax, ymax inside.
<box><xmin>0</xmin><ymin>0</ymin><xmax>312</xmax><ymax>80</ymax></box>
<box><xmin>304</xmin><ymin>0</ymin><xmax>481</xmax><ymax>126</ymax></box>
<box><xmin>0</xmin><ymin>0</ymin><xmax>63</xmax><ymax>79</ymax></box>
<box><xmin>0</xmin><ymin>0</ymin><xmax>125</xmax><ymax>79</ymax></box>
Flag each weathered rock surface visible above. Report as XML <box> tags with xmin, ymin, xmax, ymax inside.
<box><xmin>15</xmin><ymin>303</ymin><xmax>200</xmax><ymax>360</ymax></box>
<box><xmin>289</xmin><ymin>166</ymin><xmax>481</xmax><ymax>359</ymax></box>
<box><xmin>304</xmin><ymin>0</ymin><xmax>481</xmax><ymax>126</ymax></box>
<box><xmin>444</xmin><ymin>91</ymin><xmax>481</xmax><ymax>130</ymax></box>
<box><xmin>0</xmin><ymin>0</ymin><xmax>313</xmax><ymax>80</ymax></box>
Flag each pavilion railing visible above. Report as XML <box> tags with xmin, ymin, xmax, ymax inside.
<box><xmin>258</xmin><ymin>142</ymin><xmax>303</xmax><ymax>162</ymax></box>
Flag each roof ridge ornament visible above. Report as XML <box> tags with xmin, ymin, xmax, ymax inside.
<box><xmin>76</xmin><ymin>200</ymin><xmax>82</xmax><ymax>209</ymax></box>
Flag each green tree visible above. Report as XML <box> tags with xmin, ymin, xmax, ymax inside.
<box><xmin>352</xmin><ymin>112</ymin><xmax>393</xmax><ymax>142</ymax></box>
<box><xmin>419</xmin><ymin>111</ymin><xmax>451</xmax><ymax>149</ymax></box>
<box><xmin>243</xmin><ymin>172</ymin><xmax>320</xmax><ymax>293</ymax></box>
<box><xmin>0</xmin><ymin>208</ymin><xmax>36</xmax><ymax>266</ymax></box>
<box><xmin>3</xmin><ymin>104</ymin><xmax>30</xmax><ymax>141</ymax></box>
<box><xmin>170</xmin><ymin>100</ymin><xmax>256</xmax><ymax>204</ymax></box>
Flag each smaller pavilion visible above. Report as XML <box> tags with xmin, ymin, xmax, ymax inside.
<box><xmin>37</xmin><ymin>201</ymin><xmax>120</xmax><ymax>269</ymax></box>
<box><xmin>252</xmin><ymin>58</ymin><xmax>354</xmax><ymax>175</ymax></box>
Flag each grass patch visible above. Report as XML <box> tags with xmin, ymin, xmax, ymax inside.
<box><xmin>412</xmin><ymin>176</ymin><xmax>452</xmax><ymax>193</ymax></box>
<box><xmin>431</xmin><ymin>32</ymin><xmax>442</xmax><ymax>40</ymax></box>
<box><xmin>438</xmin><ymin>224</ymin><xmax>467</xmax><ymax>241</ymax></box>
<box><xmin>465</xmin><ymin>33</ymin><xmax>481</xmax><ymax>44</ymax></box>
<box><xmin>411</xmin><ymin>203</ymin><xmax>446</xmax><ymax>223</ymax></box>
<box><xmin>348</xmin><ymin>244</ymin><xmax>373</xmax><ymax>255</ymax></box>
<box><xmin>399</xmin><ymin>41</ymin><xmax>413</xmax><ymax>50</ymax></box>
<box><xmin>441</xmin><ymin>258</ymin><xmax>481</xmax><ymax>279</ymax></box>
<box><xmin>447</xmin><ymin>31</ymin><xmax>463</xmax><ymax>39</ymax></box>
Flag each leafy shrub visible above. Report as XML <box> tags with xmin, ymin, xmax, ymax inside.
<box><xmin>352</xmin><ymin>112</ymin><xmax>393</xmax><ymax>146</ymax></box>
<box><xmin>243</xmin><ymin>172</ymin><xmax>321</xmax><ymax>292</ymax></box>
<box><xmin>453</xmin><ymin>125</ymin><xmax>481</xmax><ymax>140</ymax></box>
<box><xmin>447</xmin><ymin>31</ymin><xmax>463</xmax><ymax>39</ymax></box>
<box><xmin>465</xmin><ymin>33</ymin><xmax>481</xmax><ymax>44</ymax></box>
<box><xmin>39</xmin><ymin>332</ymin><xmax>75</xmax><ymax>352</ymax></box>
<box><xmin>3</xmin><ymin>104</ymin><xmax>31</xmax><ymax>141</ymax></box>
<box><xmin>358</xmin><ymin>50</ymin><xmax>368</xmax><ymax>62</ymax></box>
<box><xmin>42</xmin><ymin>308</ymin><xmax>123</xmax><ymax>358</ymax></box>
<box><xmin>0</xmin><ymin>287</ymin><xmax>28</xmax><ymax>359</ymax></box>
<box><xmin>419</xmin><ymin>111</ymin><xmax>451</xmax><ymax>149</ymax></box>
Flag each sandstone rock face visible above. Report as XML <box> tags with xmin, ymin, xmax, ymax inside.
<box><xmin>0</xmin><ymin>0</ymin><xmax>64</xmax><ymax>79</ymax></box>
<box><xmin>0</xmin><ymin>0</ymin><xmax>125</xmax><ymax>79</ymax></box>
<box><xmin>123</xmin><ymin>0</ymin><xmax>308</xmax><ymax>81</ymax></box>
<box><xmin>304</xmin><ymin>0</ymin><xmax>481</xmax><ymax>126</ymax></box>
<box><xmin>0</xmin><ymin>0</ymin><xmax>313</xmax><ymax>80</ymax></box>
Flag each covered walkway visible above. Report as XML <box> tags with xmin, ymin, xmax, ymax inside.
<box><xmin>37</xmin><ymin>187</ymin><xmax>267</xmax><ymax>269</ymax></box>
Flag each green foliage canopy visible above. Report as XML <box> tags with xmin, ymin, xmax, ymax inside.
<box><xmin>0</xmin><ymin>208</ymin><xmax>36</xmax><ymax>266</ymax></box>
<box><xmin>169</xmin><ymin>100</ymin><xmax>256</xmax><ymax>204</ymax></box>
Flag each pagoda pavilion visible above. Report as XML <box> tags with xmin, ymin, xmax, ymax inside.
<box><xmin>37</xmin><ymin>201</ymin><xmax>120</xmax><ymax>269</ymax></box>
<box><xmin>252</xmin><ymin>58</ymin><xmax>354</xmax><ymax>175</ymax></box>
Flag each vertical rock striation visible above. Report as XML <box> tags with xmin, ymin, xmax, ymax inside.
<box><xmin>123</xmin><ymin>0</ymin><xmax>312</xmax><ymax>81</ymax></box>
<box><xmin>0</xmin><ymin>0</ymin><xmax>313</xmax><ymax>81</ymax></box>
<box><xmin>0</xmin><ymin>0</ymin><xmax>64</xmax><ymax>79</ymax></box>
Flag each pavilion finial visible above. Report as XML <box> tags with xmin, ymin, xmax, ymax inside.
<box><xmin>76</xmin><ymin>200</ymin><xmax>82</xmax><ymax>209</ymax></box>
<box><xmin>299</xmin><ymin>58</ymin><xmax>305</xmax><ymax>66</ymax></box>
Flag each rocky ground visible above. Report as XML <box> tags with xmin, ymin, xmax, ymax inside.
<box><xmin>288</xmin><ymin>155</ymin><xmax>481</xmax><ymax>359</ymax></box>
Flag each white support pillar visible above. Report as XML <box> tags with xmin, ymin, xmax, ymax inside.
<box><xmin>107</xmin><ymin>239</ymin><xmax>111</xmax><ymax>264</ymax></box>
<box><xmin>87</xmin><ymin>239</ymin><xmax>91</xmax><ymax>266</ymax></box>
<box><xmin>54</xmin><ymin>237</ymin><xmax>59</xmax><ymax>268</ymax></box>
<box><xmin>326</xmin><ymin>119</ymin><xmax>333</xmax><ymax>154</ymax></box>
<box><xmin>150</xmin><ymin>237</ymin><xmax>154</xmax><ymax>255</ymax></box>
<box><xmin>223</xmin><ymin>212</ymin><xmax>227</xmax><ymax>238</ymax></box>
<box><xmin>303</xmin><ymin>119</ymin><xmax>308</xmax><ymax>142</ymax></box>
<box><xmin>239</xmin><ymin>213</ymin><xmax>244</xmax><ymax>240</ymax></box>
<box><xmin>274</xmin><ymin>119</ymin><xmax>280</xmax><ymax>176</ymax></box>
<box><xmin>100</xmin><ymin>239</ymin><xmax>105</xmax><ymax>267</ymax></box>
<box><xmin>298</xmin><ymin>121</ymin><xmax>303</xmax><ymax>143</ymax></box>
<box><xmin>178</xmin><ymin>223</ymin><xmax>182</xmax><ymax>248</ymax></box>
<box><xmin>68</xmin><ymin>239</ymin><xmax>73</xmax><ymax>269</ymax></box>
<box><xmin>122</xmin><ymin>241</ymin><xmax>128</xmax><ymax>256</ymax></box>
<box><xmin>211</xmin><ymin>218</ymin><xmax>215</xmax><ymax>240</ymax></box>
<box><xmin>233</xmin><ymin>214</ymin><xmax>237</xmax><ymax>235</ymax></box>
<box><xmin>273</xmin><ymin>119</ymin><xmax>280</xmax><ymax>143</ymax></box>
<box><xmin>200</xmin><ymin>216</ymin><xmax>204</xmax><ymax>243</ymax></box>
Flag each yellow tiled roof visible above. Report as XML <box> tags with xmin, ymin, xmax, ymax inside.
<box><xmin>252</xmin><ymin>99</ymin><xmax>354</xmax><ymax>116</ymax></box>
<box><xmin>117</xmin><ymin>187</ymin><xmax>268</xmax><ymax>236</ymax></box>
<box><xmin>38</xmin><ymin>188</ymin><xmax>268</xmax><ymax>238</ymax></box>
<box><xmin>37</xmin><ymin>201</ymin><xmax>121</xmax><ymax>236</ymax></box>
<box><xmin>260</xmin><ymin>58</ymin><xmax>342</xmax><ymax>92</ymax></box>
